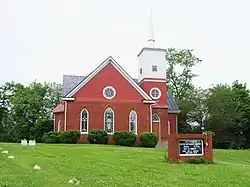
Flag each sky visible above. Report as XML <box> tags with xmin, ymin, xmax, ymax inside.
<box><xmin>0</xmin><ymin>0</ymin><xmax>249</xmax><ymax>88</ymax></box>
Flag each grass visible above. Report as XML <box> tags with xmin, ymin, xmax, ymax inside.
<box><xmin>0</xmin><ymin>143</ymin><xmax>250</xmax><ymax>187</ymax></box>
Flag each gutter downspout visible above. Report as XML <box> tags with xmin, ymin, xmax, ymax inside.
<box><xmin>63</xmin><ymin>101</ymin><xmax>67</xmax><ymax>131</ymax></box>
<box><xmin>53</xmin><ymin>114</ymin><xmax>55</xmax><ymax>132</ymax></box>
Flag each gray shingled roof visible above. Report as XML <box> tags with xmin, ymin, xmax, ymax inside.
<box><xmin>62</xmin><ymin>75</ymin><xmax>178</xmax><ymax>111</ymax></box>
<box><xmin>62</xmin><ymin>75</ymin><xmax>85</xmax><ymax>96</ymax></box>
<box><xmin>166</xmin><ymin>91</ymin><xmax>179</xmax><ymax>111</ymax></box>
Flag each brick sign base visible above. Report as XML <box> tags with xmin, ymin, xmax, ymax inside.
<box><xmin>168</xmin><ymin>134</ymin><xmax>213</xmax><ymax>162</ymax></box>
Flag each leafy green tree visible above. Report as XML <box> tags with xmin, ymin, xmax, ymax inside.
<box><xmin>0</xmin><ymin>81</ymin><xmax>62</xmax><ymax>142</ymax></box>
<box><xmin>205</xmin><ymin>81</ymin><xmax>250</xmax><ymax>149</ymax></box>
<box><xmin>177</xmin><ymin>87</ymin><xmax>208</xmax><ymax>133</ymax></box>
<box><xmin>166</xmin><ymin>48</ymin><xmax>201</xmax><ymax>100</ymax></box>
<box><xmin>166</xmin><ymin>48</ymin><xmax>202</xmax><ymax>132</ymax></box>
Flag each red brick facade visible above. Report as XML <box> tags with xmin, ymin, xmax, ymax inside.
<box><xmin>139</xmin><ymin>79</ymin><xmax>167</xmax><ymax>106</ymax></box>
<box><xmin>53</xmin><ymin>57</ymin><xmax>179</xmax><ymax>145</ymax></box>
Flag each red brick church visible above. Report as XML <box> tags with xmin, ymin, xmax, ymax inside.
<box><xmin>52</xmin><ymin>17</ymin><xmax>179</xmax><ymax>145</ymax></box>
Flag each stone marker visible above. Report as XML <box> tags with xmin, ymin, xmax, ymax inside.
<box><xmin>33</xmin><ymin>165</ymin><xmax>41</xmax><ymax>170</ymax></box>
<box><xmin>68</xmin><ymin>178</ymin><xmax>80</xmax><ymax>185</ymax></box>
<box><xmin>29</xmin><ymin>140</ymin><xmax>36</xmax><ymax>146</ymax></box>
<box><xmin>21</xmin><ymin>139</ymin><xmax>28</xmax><ymax>146</ymax></box>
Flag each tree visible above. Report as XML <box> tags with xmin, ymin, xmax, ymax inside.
<box><xmin>44</xmin><ymin>82</ymin><xmax>62</xmax><ymax>109</ymax></box>
<box><xmin>166</xmin><ymin>48</ymin><xmax>202</xmax><ymax>133</ymax></box>
<box><xmin>205</xmin><ymin>81</ymin><xmax>250</xmax><ymax>149</ymax></box>
<box><xmin>166</xmin><ymin>48</ymin><xmax>202</xmax><ymax>100</ymax></box>
<box><xmin>177</xmin><ymin>87</ymin><xmax>208</xmax><ymax>133</ymax></box>
<box><xmin>0</xmin><ymin>81</ymin><xmax>62</xmax><ymax>142</ymax></box>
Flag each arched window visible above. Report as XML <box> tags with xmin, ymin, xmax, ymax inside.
<box><xmin>104</xmin><ymin>107</ymin><xmax>114</xmax><ymax>134</ymax></box>
<box><xmin>57</xmin><ymin>120</ymin><xmax>61</xmax><ymax>132</ymax></box>
<box><xmin>80</xmin><ymin>109</ymin><xmax>88</xmax><ymax>133</ymax></box>
<box><xmin>152</xmin><ymin>113</ymin><xmax>160</xmax><ymax>122</ymax></box>
<box><xmin>129</xmin><ymin>110</ymin><xmax>137</xmax><ymax>134</ymax></box>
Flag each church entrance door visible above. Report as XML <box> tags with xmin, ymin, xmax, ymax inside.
<box><xmin>152</xmin><ymin>113</ymin><xmax>161</xmax><ymax>140</ymax></box>
<box><xmin>152</xmin><ymin>122</ymin><xmax>160</xmax><ymax>139</ymax></box>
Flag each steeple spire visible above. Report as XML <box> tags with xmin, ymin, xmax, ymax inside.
<box><xmin>148</xmin><ymin>0</ymin><xmax>155</xmax><ymax>47</ymax></box>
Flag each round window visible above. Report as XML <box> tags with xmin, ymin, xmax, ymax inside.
<box><xmin>103</xmin><ymin>86</ymin><xmax>116</xmax><ymax>99</ymax></box>
<box><xmin>150</xmin><ymin>88</ymin><xmax>161</xmax><ymax>99</ymax></box>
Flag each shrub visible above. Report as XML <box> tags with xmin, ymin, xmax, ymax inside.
<box><xmin>139</xmin><ymin>132</ymin><xmax>158</xmax><ymax>148</ymax></box>
<box><xmin>185</xmin><ymin>157</ymin><xmax>214</xmax><ymax>164</ymax></box>
<box><xmin>59</xmin><ymin>131</ymin><xmax>80</xmax><ymax>144</ymax></box>
<box><xmin>42</xmin><ymin>130</ymin><xmax>80</xmax><ymax>144</ymax></box>
<box><xmin>41</xmin><ymin>131</ymin><xmax>60</xmax><ymax>143</ymax></box>
<box><xmin>213</xmin><ymin>140</ymin><xmax>230</xmax><ymax>149</ymax></box>
<box><xmin>113</xmin><ymin>131</ymin><xmax>136</xmax><ymax>146</ymax></box>
<box><xmin>30</xmin><ymin>119</ymin><xmax>54</xmax><ymax>143</ymax></box>
<box><xmin>87</xmin><ymin>130</ymin><xmax>108</xmax><ymax>144</ymax></box>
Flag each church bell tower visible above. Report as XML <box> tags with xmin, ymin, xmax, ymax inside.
<box><xmin>137</xmin><ymin>2</ymin><xmax>167</xmax><ymax>106</ymax></box>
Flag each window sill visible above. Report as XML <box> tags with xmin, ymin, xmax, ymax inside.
<box><xmin>80</xmin><ymin>132</ymin><xmax>88</xmax><ymax>134</ymax></box>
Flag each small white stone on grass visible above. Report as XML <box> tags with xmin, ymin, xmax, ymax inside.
<box><xmin>1</xmin><ymin>150</ymin><xmax>8</xmax><ymax>154</ymax></box>
<box><xmin>75</xmin><ymin>180</ymin><xmax>80</xmax><ymax>185</ymax></box>
<box><xmin>33</xmin><ymin>165</ymin><xmax>41</xmax><ymax>170</ymax></box>
<box><xmin>68</xmin><ymin>179</ymin><xmax>75</xmax><ymax>184</ymax></box>
<box><xmin>68</xmin><ymin>178</ymin><xmax>80</xmax><ymax>185</ymax></box>
<box><xmin>8</xmin><ymin>156</ymin><xmax>15</xmax><ymax>159</ymax></box>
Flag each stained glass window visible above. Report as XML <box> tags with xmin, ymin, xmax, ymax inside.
<box><xmin>103</xmin><ymin>86</ymin><xmax>116</xmax><ymax>99</ymax></box>
<box><xmin>152</xmin><ymin>113</ymin><xmax>160</xmax><ymax>122</ymax></box>
<box><xmin>104</xmin><ymin>108</ymin><xmax>114</xmax><ymax>133</ymax></box>
<box><xmin>81</xmin><ymin>109</ymin><xmax>88</xmax><ymax>133</ymax></box>
<box><xmin>129</xmin><ymin>110</ymin><xmax>137</xmax><ymax>134</ymax></box>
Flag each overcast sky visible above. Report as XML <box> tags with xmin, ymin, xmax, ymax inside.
<box><xmin>0</xmin><ymin>0</ymin><xmax>249</xmax><ymax>88</ymax></box>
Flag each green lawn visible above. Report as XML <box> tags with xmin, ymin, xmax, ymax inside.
<box><xmin>0</xmin><ymin>143</ymin><xmax>250</xmax><ymax>187</ymax></box>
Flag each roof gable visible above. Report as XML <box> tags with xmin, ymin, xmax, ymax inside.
<box><xmin>65</xmin><ymin>56</ymin><xmax>152</xmax><ymax>100</ymax></box>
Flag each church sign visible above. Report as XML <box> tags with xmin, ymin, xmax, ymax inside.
<box><xmin>167</xmin><ymin>134</ymin><xmax>213</xmax><ymax>162</ymax></box>
<box><xmin>179</xmin><ymin>139</ymin><xmax>203</xmax><ymax>156</ymax></box>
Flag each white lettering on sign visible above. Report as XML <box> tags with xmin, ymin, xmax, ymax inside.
<box><xmin>179</xmin><ymin>139</ymin><xmax>204</xmax><ymax>156</ymax></box>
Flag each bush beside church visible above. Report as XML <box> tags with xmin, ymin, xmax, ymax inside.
<box><xmin>41</xmin><ymin>130</ymin><xmax>158</xmax><ymax>147</ymax></box>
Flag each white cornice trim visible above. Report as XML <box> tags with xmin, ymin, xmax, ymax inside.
<box><xmin>139</xmin><ymin>79</ymin><xmax>166</xmax><ymax>85</ymax></box>
<box><xmin>61</xmin><ymin>97</ymin><xmax>75</xmax><ymax>101</ymax></box>
<box><xmin>65</xmin><ymin>56</ymin><xmax>152</xmax><ymax>100</ymax></box>
<box><xmin>168</xmin><ymin>110</ymin><xmax>181</xmax><ymax>114</ymax></box>
<box><xmin>143</xmin><ymin>100</ymin><xmax>157</xmax><ymax>104</ymax></box>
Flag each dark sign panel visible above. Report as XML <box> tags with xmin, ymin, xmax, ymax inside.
<box><xmin>179</xmin><ymin>139</ymin><xmax>204</xmax><ymax>156</ymax></box>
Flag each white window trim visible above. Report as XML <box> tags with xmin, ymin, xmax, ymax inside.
<box><xmin>129</xmin><ymin>110</ymin><xmax>137</xmax><ymax>135</ymax></box>
<box><xmin>80</xmin><ymin>108</ymin><xmax>89</xmax><ymax>134</ymax></box>
<box><xmin>104</xmin><ymin>107</ymin><xmax>114</xmax><ymax>134</ymax></box>
<box><xmin>150</xmin><ymin>87</ymin><xmax>161</xmax><ymax>100</ymax></box>
<box><xmin>152</xmin><ymin>113</ymin><xmax>160</xmax><ymax>122</ymax></box>
<box><xmin>103</xmin><ymin>86</ymin><xmax>116</xmax><ymax>100</ymax></box>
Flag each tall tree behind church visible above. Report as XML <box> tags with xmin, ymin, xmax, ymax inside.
<box><xmin>166</xmin><ymin>48</ymin><xmax>203</xmax><ymax>133</ymax></box>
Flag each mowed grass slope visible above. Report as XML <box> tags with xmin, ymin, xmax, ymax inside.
<box><xmin>0</xmin><ymin>143</ymin><xmax>250</xmax><ymax>187</ymax></box>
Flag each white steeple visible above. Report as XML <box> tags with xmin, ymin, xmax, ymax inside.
<box><xmin>137</xmin><ymin>0</ymin><xmax>167</xmax><ymax>83</ymax></box>
<box><xmin>148</xmin><ymin>1</ymin><xmax>155</xmax><ymax>47</ymax></box>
